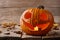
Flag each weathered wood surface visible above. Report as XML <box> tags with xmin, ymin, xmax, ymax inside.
<box><xmin>0</xmin><ymin>0</ymin><xmax>60</xmax><ymax>7</ymax></box>
<box><xmin>0</xmin><ymin>0</ymin><xmax>60</xmax><ymax>24</ymax></box>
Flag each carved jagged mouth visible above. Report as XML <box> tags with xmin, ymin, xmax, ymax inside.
<box><xmin>22</xmin><ymin>19</ymin><xmax>50</xmax><ymax>31</ymax></box>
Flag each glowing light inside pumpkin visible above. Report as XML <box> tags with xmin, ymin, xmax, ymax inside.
<box><xmin>34</xmin><ymin>26</ymin><xmax>38</xmax><ymax>31</ymax></box>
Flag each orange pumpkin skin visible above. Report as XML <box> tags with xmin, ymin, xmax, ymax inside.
<box><xmin>20</xmin><ymin>8</ymin><xmax>54</xmax><ymax>36</ymax></box>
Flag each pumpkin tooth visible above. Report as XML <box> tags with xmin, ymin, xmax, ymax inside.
<box><xmin>34</xmin><ymin>26</ymin><xmax>38</xmax><ymax>31</ymax></box>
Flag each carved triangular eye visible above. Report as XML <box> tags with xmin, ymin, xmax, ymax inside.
<box><xmin>39</xmin><ymin>12</ymin><xmax>48</xmax><ymax>21</ymax></box>
<box><xmin>24</xmin><ymin>12</ymin><xmax>32</xmax><ymax>19</ymax></box>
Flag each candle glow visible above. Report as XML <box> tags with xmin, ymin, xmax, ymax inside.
<box><xmin>34</xmin><ymin>26</ymin><xmax>38</xmax><ymax>31</ymax></box>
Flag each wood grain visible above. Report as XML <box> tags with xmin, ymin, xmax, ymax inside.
<box><xmin>0</xmin><ymin>0</ymin><xmax>59</xmax><ymax>24</ymax></box>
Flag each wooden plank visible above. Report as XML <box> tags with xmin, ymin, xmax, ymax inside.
<box><xmin>0</xmin><ymin>8</ymin><xmax>23</xmax><ymax>24</ymax></box>
<box><xmin>0</xmin><ymin>0</ymin><xmax>40</xmax><ymax>7</ymax></box>
<box><xmin>39</xmin><ymin>0</ymin><xmax>60</xmax><ymax>7</ymax></box>
<box><xmin>0</xmin><ymin>0</ymin><xmax>60</xmax><ymax>7</ymax></box>
<box><xmin>0</xmin><ymin>8</ymin><xmax>60</xmax><ymax>24</ymax></box>
<box><xmin>0</xmin><ymin>7</ymin><xmax>60</xmax><ymax>16</ymax></box>
<box><xmin>45</xmin><ymin>7</ymin><xmax>60</xmax><ymax>16</ymax></box>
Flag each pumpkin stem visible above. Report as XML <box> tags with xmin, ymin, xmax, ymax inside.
<box><xmin>37</xmin><ymin>5</ymin><xmax>44</xmax><ymax>9</ymax></box>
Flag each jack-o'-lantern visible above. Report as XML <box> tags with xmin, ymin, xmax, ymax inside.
<box><xmin>20</xmin><ymin>6</ymin><xmax>54</xmax><ymax>36</ymax></box>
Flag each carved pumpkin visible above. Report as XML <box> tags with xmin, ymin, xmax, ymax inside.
<box><xmin>20</xmin><ymin>6</ymin><xmax>54</xmax><ymax>36</ymax></box>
